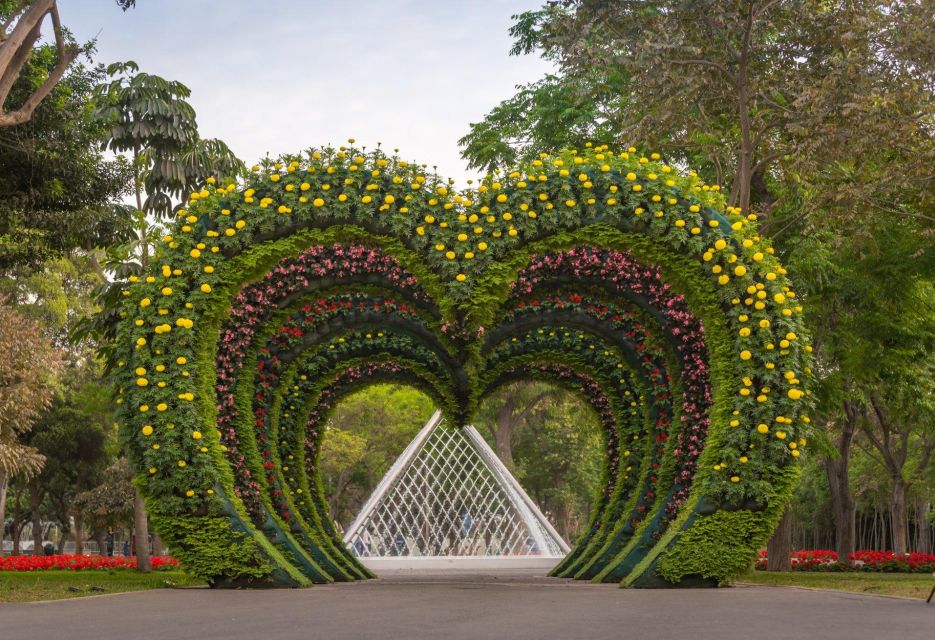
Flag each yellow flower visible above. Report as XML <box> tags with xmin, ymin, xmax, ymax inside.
<box><xmin>136</xmin><ymin>377</ymin><xmax>148</xmax><ymax>387</ymax></box>
<box><xmin>757</xmin><ymin>424</ymin><xmax>769</xmax><ymax>434</ymax></box>
<box><xmin>185</xmin><ymin>490</ymin><xmax>195</xmax><ymax>497</ymax></box>
<box><xmin>455</xmin><ymin>274</ymin><xmax>466</xmax><ymax>282</ymax></box>
<box><xmin>313</xmin><ymin>198</ymin><xmax>325</xmax><ymax>207</ymax></box>
<box><xmin>787</xmin><ymin>388</ymin><xmax>803</xmax><ymax>400</ymax></box>
<box><xmin>141</xmin><ymin>425</ymin><xmax>153</xmax><ymax>436</ymax></box>
<box><xmin>156</xmin><ymin>403</ymin><xmax>167</xmax><ymax>412</ymax></box>
<box><xmin>140</xmin><ymin>298</ymin><xmax>151</xmax><ymax>308</ymax></box>
<box><xmin>176</xmin><ymin>356</ymin><xmax>187</xmax><ymax>365</ymax></box>
<box><xmin>190</xmin><ymin>249</ymin><xmax>201</xmax><ymax>258</ymax></box>
<box><xmin>192</xmin><ymin>431</ymin><xmax>202</xmax><ymax>440</ymax></box>
<box><xmin>200</xmin><ymin>284</ymin><xmax>212</xmax><ymax>293</ymax></box>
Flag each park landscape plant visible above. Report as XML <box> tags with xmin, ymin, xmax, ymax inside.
<box><xmin>110</xmin><ymin>140</ymin><xmax>814</xmax><ymax>587</ymax></box>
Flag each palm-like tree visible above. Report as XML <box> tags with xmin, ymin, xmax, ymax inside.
<box><xmin>82</xmin><ymin>62</ymin><xmax>244</xmax><ymax>571</ymax></box>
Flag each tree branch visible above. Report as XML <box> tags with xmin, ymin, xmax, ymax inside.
<box><xmin>669</xmin><ymin>58</ymin><xmax>731</xmax><ymax>80</ymax></box>
<box><xmin>0</xmin><ymin>0</ymin><xmax>78</xmax><ymax>128</ymax></box>
<box><xmin>751</xmin><ymin>149</ymin><xmax>792</xmax><ymax>177</ymax></box>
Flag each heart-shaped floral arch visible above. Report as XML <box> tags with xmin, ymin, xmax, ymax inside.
<box><xmin>114</xmin><ymin>144</ymin><xmax>812</xmax><ymax>587</ymax></box>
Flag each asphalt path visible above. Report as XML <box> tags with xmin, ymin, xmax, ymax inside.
<box><xmin>2</xmin><ymin>570</ymin><xmax>932</xmax><ymax>640</ymax></box>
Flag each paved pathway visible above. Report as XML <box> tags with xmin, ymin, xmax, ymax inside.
<box><xmin>3</xmin><ymin>570</ymin><xmax>932</xmax><ymax>640</ymax></box>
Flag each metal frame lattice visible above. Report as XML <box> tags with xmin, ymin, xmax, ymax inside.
<box><xmin>343</xmin><ymin>411</ymin><xmax>569</xmax><ymax>558</ymax></box>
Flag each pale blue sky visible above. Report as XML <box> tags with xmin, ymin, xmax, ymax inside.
<box><xmin>60</xmin><ymin>0</ymin><xmax>552</xmax><ymax>183</ymax></box>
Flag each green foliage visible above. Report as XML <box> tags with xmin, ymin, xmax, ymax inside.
<box><xmin>148</xmin><ymin>515</ymin><xmax>273</xmax><ymax>584</ymax></box>
<box><xmin>657</xmin><ymin>510</ymin><xmax>765</xmax><ymax>585</ymax></box>
<box><xmin>0</xmin><ymin>53</ymin><xmax>133</xmax><ymax>270</ymax></box>
<box><xmin>319</xmin><ymin>384</ymin><xmax>434</xmax><ymax>526</ymax></box>
<box><xmin>657</xmin><ymin>469</ymin><xmax>799</xmax><ymax>585</ymax></box>
<box><xmin>460</xmin><ymin>73</ymin><xmax>624</xmax><ymax>172</ymax></box>
<box><xmin>95</xmin><ymin>61</ymin><xmax>243</xmax><ymax>218</ymax></box>
<box><xmin>510</xmin><ymin>388</ymin><xmax>603</xmax><ymax>541</ymax></box>
<box><xmin>110</xmin><ymin>142</ymin><xmax>811</xmax><ymax>587</ymax></box>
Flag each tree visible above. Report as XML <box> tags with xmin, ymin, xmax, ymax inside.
<box><xmin>26</xmin><ymin>370</ymin><xmax>115</xmax><ymax>554</ymax></box>
<box><xmin>317</xmin><ymin>428</ymin><xmax>367</xmax><ymax>520</ymax></box>
<box><xmin>468</xmin><ymin>0</ymin><xmax>935</xmax><ymax>560</ymax></box>
<box><xmin>0</xmin><ymin>0</ymin><xmax>136</xmax><ymax>127</ymax></box>
<box><xmin>859</xmin><ymin>364</ymin><xmax>935</xmax><ymax>555</ymax></box>
<box><xmin>476</xmin><ymin>1</ymin><xmax>935</xmax><ymax>225</ymax></box>
<box><xmin>0</xmin><ymin>48</ymin><xmax>134</xmax><ymax>271</ymax></box>
<box><xmin>318</xmin><ymin>384</ymin><xmax>434</xmax><ymax>526</ymax></box>
<box><xmin>459</xmin><ymin>73</ymin><xmax>620</xmax><ymax>172</ymax></box>
<box><xmin>0</xmin><ymin>298</ymin><xmax>61</xmax><ymax>539</ymax></box>
<box><xmin>473</xmin><ymin>381</ymin><xmax>550</xmax><ymax>469</ymax></box>
<box><xmin>74</xmin><ymin>457</ymin><xmax>135</xmax><ymax>536</ymax></box>
<box><xmin>94</xmin><ymin>61</ymin><xmax>243</xmax><ymax>220</ymax></box>
<box><xmin>90</xmin><ymin>64</ymin><xmax>242</xmax><ymax>569</ymax></box>
<box><xmin>508</xmin><ymin>388</ymin><xmax>603</xmax><ymax>542</ymax></box>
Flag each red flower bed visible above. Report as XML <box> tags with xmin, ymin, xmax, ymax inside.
<box><xmin>755</xmin><ymin>549</ymin><xmax>935</xmax><ymax>573</ymax></box>
<box><xmin>0</xmin><ymin>554</ymin><xmax>179</xmax><ymax>571</ymax></box>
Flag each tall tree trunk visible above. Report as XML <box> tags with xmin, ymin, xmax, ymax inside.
<box><xmin>766</xmin><ymin>506</ymin><xmax>793</xmax><ymax>571</ymax></box>
<box><xmin>133</xmin><ymin>489</ymin><xmax>151</xmax><ymax>572</ymax></box>
<box><xmin>93</xmin><ymin>530</ymin><xmax>106</xmax><ymax>556</ymax></box>
<box><xmin>891</xmin><ymin>477</ymin><xmax>908</xmax><ymax>555</ymax></box>
<box><xmin>30</xmin><ymin>483</ymin><xmax>42</xmax><ymax>554</ymax></box>
<box><xmin>0</xmin><ymin>469</ymin><xmax>8</xmax><ymax>544</ymax></box>
<box><xmin>914</xmin><ymin>501</ymin><xmax>931</xmax><ymax>554</ymax></box>
<box><xmin>822</xmin><ymin>400</ymin><xmax>859</xmax><ymax>561</ymax></box>
<box><xmin>11</xmin><ymin>485</ymin><xmax>22</xmax><ymax>554</ymax></box>
<box><xmin>554</xmin><ymin>501</ymin><xmax>571</xmax><ymax>544</ymax></box>
<box><xmin>73</xmin><ymin>512</ymin><xmax>84</xmax><ymax>555</ymax></box>
<box><xmin>492</xmin><ymin>395</ymin><xmax>517</xmax><ymax>469</ymax></box>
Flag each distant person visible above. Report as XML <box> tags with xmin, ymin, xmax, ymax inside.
<box><xmin>460</xmin><ymin>511</ymin><xmax>473</xmax><ymax>537</ymax></box>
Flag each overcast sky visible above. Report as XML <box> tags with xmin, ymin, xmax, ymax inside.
<box><xmin>59</xmin><ymin>0</ymin><xmax>552</xmax><ymax>184</ymax></box>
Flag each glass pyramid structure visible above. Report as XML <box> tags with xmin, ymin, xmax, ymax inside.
<box><xmin>343</xmin><ymin>411</ymin><xmax>570</xmax><ymax>558</ymax></box>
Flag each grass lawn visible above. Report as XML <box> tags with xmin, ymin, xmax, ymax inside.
<box><xmin>739</xmin><ymin>570</ymin><xmax>935</xmax><ymax>600</ymax></box>
<box><xmin>0</xmin><ymin>570</ymin><xmax>204</xmax><ymax>603</ymax></box>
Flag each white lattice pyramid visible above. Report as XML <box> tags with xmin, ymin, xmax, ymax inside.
<box><xmin>343</xmin><ymin>411</ymin><xmax>569</xmax><ymax>558</ymax></box>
